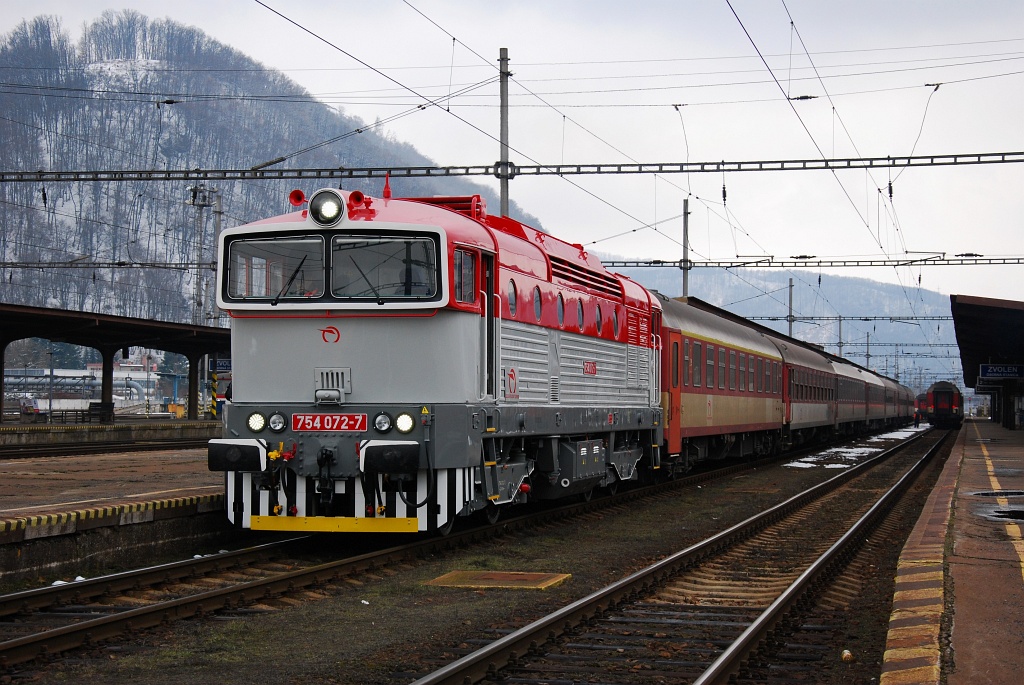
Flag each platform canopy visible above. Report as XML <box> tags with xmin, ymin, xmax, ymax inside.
<box><xmin>0</xmin><ymin>303</ymin><xmax>229</xmax><ymax>421</ymax></box>
<box><xmin>0</xmin><ymin>303</ymin><xmax>229</xmax><ymax>358</ymax></box>
<box><xmin>950</xmin><ymin>295</ymin><xmax>1024</xmax><ymax>390</ymax></box>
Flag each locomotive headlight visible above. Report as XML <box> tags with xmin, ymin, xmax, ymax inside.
<box><xmin>395</xmin><ymin>412</ymin><xmax>415</xmax><ymax>434</ymax></box>
<box><xmin>373</xmin><ymin>412</ymin><xmax>393</xmax><ymax>433</ymax></box>
<box><xmin>268</xmin><ymin>413</ymin><xmax>287</xmax><ymax>433</ymax></box>
<box><xmin>247</xmin><ymin>412</ymin><xmax>267</xmax><ymax>433</ymax></box>
<box><xmin>309</xmin><ymin>190</ymin><xmax>344</xmax><ymax>226</ymax></box>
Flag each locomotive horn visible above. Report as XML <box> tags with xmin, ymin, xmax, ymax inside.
<box><xmin>349</xmin><ymin>190</ymin><xmax>365</xmax><ymax>206</ymax></box>
<box><xmin>288</xmin><ymin>189</ymin><xmax>306</xmax><ymax>206</ymax></box>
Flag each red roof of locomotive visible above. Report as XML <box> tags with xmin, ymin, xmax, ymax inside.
<box><xmin>240</xmin><ymin>190</ymin><xmax>656</xmax><ymax>314</ymax></box>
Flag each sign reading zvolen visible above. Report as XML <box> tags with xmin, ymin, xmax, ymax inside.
<box><xmin>208</xmin><ymin>358</ymin><xmax>232</xmax><ymax>373</ymax></box>
<box><xmin>979</xmin><ymin>364</ymin><xmax>1024</xmax><ymax>379</ymax></box>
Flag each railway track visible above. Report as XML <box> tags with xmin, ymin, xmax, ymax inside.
<box><xmin>0</xmin><ymin>429</ymin><xmax>927</xmax><ymax>674</ymax></box>
<box><xmin>0</xmin><ymin>446</ymin><xmax>770</xmax><ymax>670</ymax></box>
<box><xmin>405</xmin><ymin>429</ymin><xmax>948</xmax><ymax>685</ymax></box>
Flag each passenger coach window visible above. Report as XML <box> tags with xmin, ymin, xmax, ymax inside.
<box><xmin>683</xmin><ymin>340</ymin><xmax>690</xmax><ymax>386</ymax></box>
<box><xmin>729</xmin><ymin>351</ymin><xmax>737</xmax><ymax>390</ymax></box>
<box><xmin>718</xmin><ymin>348</ymin><xmax>726</xmax><ymax>389</ymax></box>
<box><xmin>227</xmin><ymin>236</ymin><xmax>325</xmax><ymax>300</ymax></box>
<box><xmin>454</xmin><ymin>249</ymin><xmax>476</xmax><ymax>303</ymax></box>
<box><xmin>706</xmin><ymin>345</ymin><xmax>715</xmax><ymax>388</ymax></box>
<box><xmin>331</xmin><ymin>235</ymin><xmax>438</xmax><ymax>298</ymax></box>
<box><xmin>693</xmin><ymin>342</ymin><xmax>702</xmax><ymax>387</ymax></box>
<box><xmin>739</xmin><ymin>354</ymin><xmax>746</xmax><ymax>392</ymax></box>
<box><xmin>672</xmin><ymin>342</ymin><xmax>679</xmax><ymax>388</ymax></box>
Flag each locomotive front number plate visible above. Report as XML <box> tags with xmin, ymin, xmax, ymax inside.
<box><xmin>291</xmin><ymin>413</ymin><xmax>368</xmax><ymax>431</ymax></box>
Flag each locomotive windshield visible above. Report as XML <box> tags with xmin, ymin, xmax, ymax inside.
<box><xmin>226</xmin><ymin>237</ymin><xmax>325</xmax><ymax>300</ymax></box>
<box><xmin>331</xmin><ymin>236</ymin><xmax>438</xmax><ymax>299</ymax></box>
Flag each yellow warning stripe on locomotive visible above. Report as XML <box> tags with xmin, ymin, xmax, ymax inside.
<box><xmin>250</xmin><ymin>515</ymin><xmax>419</xmax><ymax>533</ymax></box>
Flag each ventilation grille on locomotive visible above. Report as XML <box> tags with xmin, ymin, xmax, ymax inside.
<box><xmin>549</xmin><ymin>255</ymin><xmax>622</xmax><ymax>298</ymax></box>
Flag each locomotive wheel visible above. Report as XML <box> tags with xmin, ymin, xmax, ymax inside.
<box><xmin>580</xmin><ymin>488</ymin><xmax>594</xmax><ymax>503</ymax></box>
<box><xmin>437</xmin><ymin>516</ymin><xmax>456</xmax><ymax>536</ymax></box>
<box><xmin>484</xmin><ymin>504</ymin><xmax>501</xmax><ymax>525</ymax></box>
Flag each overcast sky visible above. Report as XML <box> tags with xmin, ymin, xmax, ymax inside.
<box><xmin>5</xmin><ymin>1</ymin><xmax>1024</xmax><ymax>305</ymax></box>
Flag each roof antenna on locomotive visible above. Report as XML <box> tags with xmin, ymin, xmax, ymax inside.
<box><xmin>288</xmin><ymin>189</ymin><xmax>306</xmax><ymax>207</ymax></box>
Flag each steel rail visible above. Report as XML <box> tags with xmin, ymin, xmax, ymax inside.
<box><xmin>0</xmin><ymin>431</ymin><xmax>900</xmax><ymax>669</ymax></box>
<box><xmin>692</xmin><ymin>429</ymin><xmax>949</xmax><ymax>684</ymax></box>
<box><xmin>0</xmin><ymin>537</ymin><xmax>308</xmax><ymax>619</ymax></box>
<box><xmin>0</xmin><ymin>452</ymin><xmax>774</xmax><ymax>668</ymax></box>
<box><xmin>408</xmin><ymin>429</ymin><xmax>931</xmax><ymax>685</ymax></box>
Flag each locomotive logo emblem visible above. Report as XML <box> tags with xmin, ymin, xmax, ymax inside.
<box><xmin>583</xmin><ymin>360</ymin><xmax>598</xmax><ymax>375</ymax></box>
<box><xmin>319</xmin><ymin>325</ymin><xmax>341</xmax><ymax>343</ymax></box>
<box><xmin>506</xmin><ymin>367</ymin><xmax>519</xmax><ymax>399</ymax></box>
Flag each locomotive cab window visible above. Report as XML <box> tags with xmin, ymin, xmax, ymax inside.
<box><xmin>226</xmin><ymin>236</ymin><xmax>325</xmax><ymax>300</ymax></box>
<box><xmin>331</xmin><ymin>235</ymin><xmax>438</xmax><ymax>299</ymax></box>
<box><xmin>454</xmin><ymin>249</ymin><xmax>476</xmax><ymax>303</ymax></box>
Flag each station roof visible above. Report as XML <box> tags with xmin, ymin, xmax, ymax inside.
<box><xmin>950</xmin><ymin>294</ymin><xmax>1024</xmax><ymax>389</ymax></box>
<box><xmin>0</xmin><ymin>303</ymin><xmax>229</xmax><ymax>358</ymax></box>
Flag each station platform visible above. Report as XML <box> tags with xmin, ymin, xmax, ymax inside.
<box><xmin>882</xmin><ymin>419</ymin><xmax>1024</xmax><ymax>684</ymax></box>
<box><xmin>0</xmin><ymin>446</ymin><xmax>227</xmax><ymax>588</ymax></box>
<box><xmin>0</xmin><ymin>419</ymin><xmax>221</xmax><ymax>451</ymax></box>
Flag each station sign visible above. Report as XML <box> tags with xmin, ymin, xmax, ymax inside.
<box><xmin>979</xmin><ymin>364</ymin><xmax>1024</xmax><ymax>379</ymax></box>
<box><xmin>209</xmin><ymin>358</ymin><xmax>232</xmax><ymax>373</ymax></box>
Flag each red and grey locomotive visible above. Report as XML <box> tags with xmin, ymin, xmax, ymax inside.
<box><xmin>208</xmin><ymin>187</ymin><xmax>661</xmax><ymax>533</ymax></box>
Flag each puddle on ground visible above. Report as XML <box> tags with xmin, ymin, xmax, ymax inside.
<box><xmin>971</xmin><ymin>490</ymin><xmax>1024</xmax><ymax>498</ymax></box>
<box><xmin>989</xmin><ymin>509</ymin><xmax>1024</xmax><ymax>521</ymax></box>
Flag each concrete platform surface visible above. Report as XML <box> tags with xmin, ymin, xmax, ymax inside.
<box><xmin>882</xmin><ymin>420</ymin><xmax>1024</xmax><ymax>685</ymax></box>
<box><xmin>0</xmin><ymin>448</ymin><xmax>219</xmax><ymax>520</ymax></box>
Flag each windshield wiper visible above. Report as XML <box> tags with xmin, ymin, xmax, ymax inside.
<box><xmin>348</xmin><ymin>256</ymin><xmax>382</xmax><ymax>301</ymax></box>
<box><xmin>271</xmin><ymin>255</ymin><xmax>307</xmax><ymax>306</ymax></box>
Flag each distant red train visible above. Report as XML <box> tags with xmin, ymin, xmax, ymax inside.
<box><xmin>208</xmin><ymin>186</ymin><xmax>913</xmax><ymax>534</ymax></box>
<box><xmin>925</xmin><ymin>381</ymin><xmax>964</xmax><ymax>428</ymax></box>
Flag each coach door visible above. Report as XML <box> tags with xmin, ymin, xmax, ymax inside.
<box><xmin>663</xmin><ymin>329</ymin><xmax>682</xmax><ymax>455</ymax></box>
<box><xmin>482</xmin><ymin>252</ymin><xmax>497</xmax><ymax>399</ymax></box>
